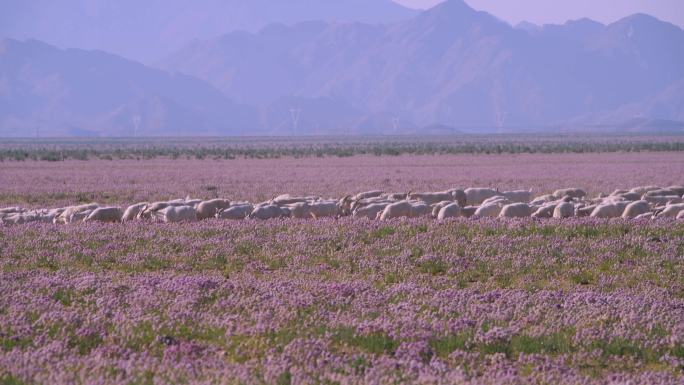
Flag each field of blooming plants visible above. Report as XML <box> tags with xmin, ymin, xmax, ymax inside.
<box><xmin>1</xmin><ymin>218</ymin><xmax>683</xmax><ymax>384</ymax></box>
<box><xmin>1</xmin><ymin>146</ymin><xmax>684</xmax><ymax>384</ymax></box>
<box><xmin>2</xmin><ymin>151</ymin><xmax>684</xmax><ymax>208</ymax></box>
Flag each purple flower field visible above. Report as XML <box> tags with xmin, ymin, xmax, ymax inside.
<box><xmin>2</xmin><ymin>152</ymin><xmax>684</xmax><ymax>207</ymax></box>
<box><xmin>1</xmin><ymin>151</ymin><xmax>684</xmax><ymax>384</ymax></box>
<box><xmin>1</xmin><ymin>218</ymin><xmax>683</xmax><ymax>384</ymax></box>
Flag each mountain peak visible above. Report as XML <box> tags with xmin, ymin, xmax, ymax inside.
<box><xmin>429</xmin><ymin>0</ymin><xmax>475</xmax><ymax>14</ymax></box>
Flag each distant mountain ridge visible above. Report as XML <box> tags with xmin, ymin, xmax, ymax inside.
<box><xmin>0</xmin><ymin>39</ymin><xmax>258</xmax><ymax>137</ymax></box>
<box><xmin>161</xmin><ymin>0</ymin><xmax>684</xmax><ymax>132</ymax></box>
<box><xmin>0</xmin><ymin>0</ymin><xmax>417</xmax><ymax>63</ymax></box>
<box><xmin>1</xmin><ymin>0</ymin><xmax>683</xmax><ymax>136</ymax></box>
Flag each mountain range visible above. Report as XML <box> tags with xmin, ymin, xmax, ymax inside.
<box><xmin>0</xmin><ymin>0</ymin><xmax>417</xmax><ymax>63</ymax></box>
<box><xmin>1</xmin><ymin>0</ymin><xmax>683</xmax><ymax>136</ymax></box>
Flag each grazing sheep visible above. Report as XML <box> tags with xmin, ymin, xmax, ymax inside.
<box><xmin>217</xmin><ymin>204</ymin><xmax>253</xmax><ymax>220</ymax></box>
<box><xmin>502</xmin><ymin>190</ymin><xmax>533</xmax><ymax>203</ymax></box>
<box><xmin>353</xmin><ymin>203</ymin><xmax>390</xmax><ymax>220</ymax></box>
<box><xmin>621</xmin><ymin>201</ymin><xmax>651</xmax><ymax>219</ymax></box>
<box><xmin>474</xmin><ymin>203</ymin><xmax>503</xmax><ymax>218</ymax></box>
<box><xmin>55</xmin><ymin>204</ymin><xmax>100</xmax><ymax>224</ymax></box>
<box><xmin>656</xmin><ymin>203</ymin><xmax>684</xmax><ymax>218</ymax></box>
<box><xmin>590</xmin><ymin>202</ymin><xmax>628</xmax><ymax>218</ymax></box>
<box><xmin>122</xmin><ymin>203</ymin><xmax>148</xmax><ymax>222</ymax></box>
<box><xmin>286</xmin><ymin>202</ymin><xmax>310</xmax><ymax>219</ymax></box>
<box><xmin>437</xmin><ymin>203</ymin><xmax>461</xmax><ymax>220</ymax></box>
<box><xmin>272</xmin><ymin>195</ymin><xmax>318</xmax><ymax>206</ymax></box>
<box><xmin>531</xmin><ymin>195</ymin><xmax>555</xmax><ymax>205</ymax></box>
<box><xmin>307</xmin><ymin>201</ymin><xmax>341</xmax><ymax>219</ymax></box>
<box><xmin>448</xmin><ymin>189</ymin><xmax>467</xmax><ymax>207</ymax></box>
<box><xmin>643</xmin><ymin>189</ymin><xmax>680</xmax><ymax>197</ymax></box>
<box><xmin>2</xmin><ymin>212</ymin><xmax>56</xmax><ymax>225</ymax></box>
<box><xmin>353</xmin><ymin>190</ymin><xmax>384</xmax><ymax>201</ymax></box>
<box><xmin>482</xmin><ymin>196</ymin><xmax>510</xmax><ymax>206</ymax></box>
<box><xmin>553</xmin><ymin>188</ymin><xmax>587</xmax><ymax>199</ymax></box>
<box><xmin>379</xmin><ymin>201</ymin><xmax>412</xmax><ymax>220</ymax></box>
<box><xmin>138</xmin><ymin>201</ymin><xmax>187</xmax><ymax>219</ymax></box>
<box><xmin>576</xmin><ymin>205</ymin><xmax>597</xmax><ymax>217</ymax></box>
<box><xmin>410</xmin><ymin>202</ymin><xmax>432</xmax><ymax>218</ymax></box>
<box><xmin>0</xmin><ymin>207</ymin><xmax>24</xmax><ymax>215</ymax></box>
<box><xmin>69</xmin><ymin>210</ymin><xmax>94</xmax><ymax>224</ymax></box>
<box><xmin>84</xmin><ymin>207</ymin><xmax>124</xmax><ymax>223</ymax></box>
<box><xmin>460</xmin><ymin>206</ymin><xmax>478</xmax><ymax>218</ymax></box>
<box><xmin>431</xmin><ymin>201</ymin><xmax>454</xmax><ymax>218</ymax></box>
<box><xmin>642</xmin><ymin>195</ymin><xmax>683</xmax><ymax>206</ymax></box>
<box><xmin>196</xmin><ymin>199</ymin><xmax>231</xmax><ymax>220</ymax></box>
<box><xmin>553</xmin><ymin>202</ymin><xmax>575</xmax><ymax>218</ymax></box>
<box><xmin>613</xmin><ymin>192</ymin><xmax>641</xmax><ymax>201</ymax></box>
<box><xmin>532</xmin><ymin>204</ymin><xmax>557</xmax><ymax>218</ymax></box>
<box><xmin>629</xmin><ymin>186</ymin><xmax>660</xmax><ymax>195</ymax></box>
<box><xmin>634</xmin><ymin>212</ymin><xmax>654</xmax><ymax>220</ymax></box>
<box><xmin>465</xmin><ymin>188</ymin><xmax>499</xmax><ymax>206</ymax></box>
<box><xmin>409</xmin><ymin>191</ymin><xmax>454</xmax><ymax>205</ymax></box>
<box><xmin>1</xmin><ymin>214</ymin><xmax>28</xmax><ymax>225</ymax></box>
<box><xmin>387</xmin><ymin>193</ymin><xmax>408</xmax><ymax>201</ymax></box>
<box><xmin>249</xmin><ymin>205</ymin><xmax>287</xmax><ymax>220</ymax></box>
<box><xmin>499</xmin><ymin>203</ymin><xmax>532</xmax><ymax>218</ymax></box>
<box><xmin>350</xmin><ymin>196</ymin><xmax>391</xmax><ymax>211</ymax></box>
<box><xmin>153</xmin><ymin>206</ymin><xmax>197</xmax><ymax>223</ymax></box>
<box><xmin>667</xmin><ymin>185</ymin><xmax>684</xmax><ymax>196</ymax></box>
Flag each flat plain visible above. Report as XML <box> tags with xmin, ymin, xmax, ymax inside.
<box><xmin>1</xmin><ymin>138</ymin><xmax>683</xmax><ymax>384</ymax></box>
<box><xmin>2</xmin><ymin>152</ymin><xmax>684</xmax><ymax>207</ymax></box>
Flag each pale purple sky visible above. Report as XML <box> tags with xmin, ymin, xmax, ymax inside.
<box><xmin>394</xmin><ymin>0</ymin><xmax>684</xmax><ymax>28</ymax></box>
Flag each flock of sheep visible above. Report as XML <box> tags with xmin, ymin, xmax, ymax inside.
<box><xmin>2</xmin><ymin>185</ymin><xmax>684</xmax><ymax>226</ymax></box>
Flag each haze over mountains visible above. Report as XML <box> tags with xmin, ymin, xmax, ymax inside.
<box><xmin>1</xmin><ymin>0</ymin><xmax>683</xmax><ymax>136</ymax></box>
<box><xmin>0</xmin><ymin>0</ymin><xmax>417</xmax><ymax>64</ymax></box>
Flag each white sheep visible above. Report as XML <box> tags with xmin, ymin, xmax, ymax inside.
<box><xmin>379</xmin><ymin>201</ymin><xmax>412</xmax><ymax>220</ymax></box>
<box><xmin>152</xmin><ymin>205</ymin><xmax>197</xmax><ymax>223</ymax></box>
<box><xmin>552</xmin><ymin>188</ymin><xmax>587</xmax><ymax>199</ymax></box>
<box><xmin>532</xmin><ymin>204</ymin><xmax>557</xmax><ymax>218</ymax></box>
<box><xmin>431</xmin><ymin>201</ymin><xmax>454</xmax><ymax>218</ymax></box>
<box><xmin>217</xmin><ymin>204</ymin><xmax>253</xmax><ymax>220</ymax></box>
<box><xmin>353</xmin><ymin>190</ymin><xmax>384</xmax><ymax>201</ymax></box>
<box><xmin>122</xmin><ymin>203</ymin><xmax>148</xmax><ymax>222</ymax></box>
<box><xmin>656</xmin><ymin>203</ymin><xmax>684</xmax><ymax>218</ymax></box>
<box><xmin>553</xmin><ymin>202</ymin><xmax>575</xmax><ymax>219</ymax></box>
<box><xmin>55</xmin><ymin>203</ymin><xmax>100</xmax><ymax>224</ymax></box>
<box><xmin>353</xmin><ymin>203</ymin><xmax>390</xmax><ymax>220</ymax></box>
<box><xmin>437</xmin><ymin>203</ymin><xmax>461</xmax><ymax>220</ymax></box>
<box><xmin>499</xmin><ymin>203</ymin><xmax>532</xmax><ymax>218</ymax></box>
<box><xmin>642</xmin><ymin>195</ymin><xmax>683</xmax><ymax>206</ymax></box>
<box><xmin>502</xmin><ymin>190</ymin><xmax>533</xmax><ymax>203</ymax></box>
<box><xmin>84</xmin><ymin>207</ymin><xmax>124</xmax><ymax>223</ymax></box>
<box><xmin>307</xmin><ymin>201</ymin><xmax>341</xmax><ymax>219</ymax></box>
<box><xmin>621</xmin><ymin>201</ymin><xmax>651</xmax><ymax>219</ymax></box>
<box><xmin>249</xmin><ymin>205</ymin><xmax>287</xmax><ymax>220</ymax></box>
<box><xmin>409</xmin><ymin>191</ymin><xmax>454</xmax><ymax>205</ymax></box>
<box><xmin>474</xmin><ymin>203</ymin><xmax>503</xmax><ymax>218</ymax></box>
<box><xmin>590</xmin><ymin>202</ymin><xmax>628</xmax><ymax>218</ymax></box>
<box><xmin>464</xmin><ymin>188</ymin><xmax>499</xmax><ymax>206</ymax></box>
<box><xmin>629</xmin><ymin>186</ymin><xmax>660</xmax><ymax>195</ymax></box>
<box><xmin>196</xmin><ymin>199</ymin><xmax>231</xmax><ymax>220</ymax></box>
<box><xmin>530</xmin><ymin>195</ymin><xmax>555</xmax><ymax>205</ymax></box>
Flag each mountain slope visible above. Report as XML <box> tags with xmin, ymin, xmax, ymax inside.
<box><xmin>0</xmin><ymin>39</ymin><xmax>257</xmax><ymax>137</ymax></box>
<box><xmin>0</xmin><ymin>0</ymin><xmax>417</xmax><ymax>63</ymax></box>
<box><xmin>162</xmin><ymin>0</ymin><xmax>684</xmax><ymax>130</ymax></box>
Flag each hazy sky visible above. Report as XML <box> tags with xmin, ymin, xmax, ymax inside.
<box><xmin>394</xmin><ymin>0</ymin><xmax>684</xmax><ymax>28</ymax></box>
